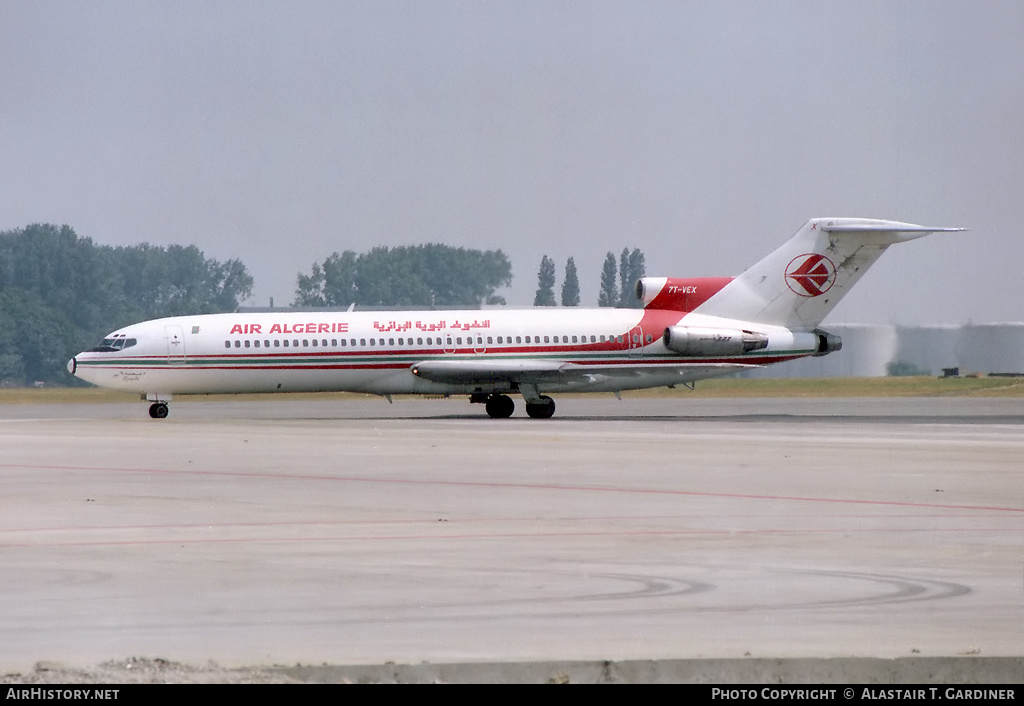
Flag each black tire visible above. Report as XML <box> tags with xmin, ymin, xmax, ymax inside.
<box><xmin>485</xmin><ymin>394</ymin><xmax>515</xmax><ymax>419</ymax></box>
<box><xmin>525</xmin><ymin>395</ymin><xmax>556</xmax><ymax>419</ymax></box>
<box><xmin>149</xmin><ymin>403</ymin><xmax>169</xmax><ymax>419</ymax></box>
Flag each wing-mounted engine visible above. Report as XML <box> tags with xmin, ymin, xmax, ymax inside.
<box><xmin>663</xmin><ymin>326</ymin><xmax>769</xmax><ymax>357</ymax></box>
<box><xmin>636</xmin><ymin>277</ymin><xmax>734</xmax><ymax>312</ymax></box>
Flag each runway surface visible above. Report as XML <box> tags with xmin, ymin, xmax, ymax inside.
<box><xmin>1</xmin><ymin>395</ymin><xmax>1021</xmax><ymax>674</ymax></box>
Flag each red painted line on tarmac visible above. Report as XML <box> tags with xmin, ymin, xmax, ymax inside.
<box><xmin>0</xmin><ymin>510</ymin><xmax>1009</xmax><ymax>537</ymax></box>
<box><xmin>1</xmin><ymin>526</ymin><xmax>1019</xmax><ymax>549</ymax></box>
<box><xmin>3</xmin><ymin>461</ymin><xmax>1022</xmax><ymax>514</ymax></box>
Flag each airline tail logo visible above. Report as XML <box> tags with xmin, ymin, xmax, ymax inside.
<box><xmin>785</xmin><ymin>254</ymin><xmax>836</xmax><ymax>297</ymax></box>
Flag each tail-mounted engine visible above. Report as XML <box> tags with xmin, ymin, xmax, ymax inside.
<box><xmin>813</xmin><ymin>328</ymin><xmax>843</xmax><ymax>356</ymax></box>
<box><xmin>662</xmin><ymin>326</ymin><xmax>769</xmax><ymax>357</ymax></box>
<box><xmin>636</xmin><ymin>276</ymin><xmax>734</xmax><ymax>312</ymax></box>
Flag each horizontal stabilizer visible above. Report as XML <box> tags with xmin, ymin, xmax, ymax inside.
<box><xmin>819</xmin><ymin>219</ymin><xmax>966</xmax><ymax>243</ymax></box>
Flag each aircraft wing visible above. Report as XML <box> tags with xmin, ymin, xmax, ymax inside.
<box><xmin>411</xmin><ymin>359</ymin><xmax>580</xmax><ymax>384</ymax></box>
<box><xmin>410</xmin><ymin>359</ymin><xmax>757</xmax><ymax>386</ymax></box>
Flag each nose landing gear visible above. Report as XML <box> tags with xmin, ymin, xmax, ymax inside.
<box><xmin>148</xmin><ymin>402</ymin><xmax>169</xmax><ymax>419</ymax></box>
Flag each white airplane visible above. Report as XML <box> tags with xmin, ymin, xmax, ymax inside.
<box><xmin>68</xmin><ymin>218</ymin><xmax>960</xmax><ymax>419</ymax></box>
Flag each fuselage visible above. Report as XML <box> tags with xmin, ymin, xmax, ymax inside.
<box><xmin>68</xmin><ymin>307</ymin><xmax>817</xmax><ymax>398</ymax></box>
<box><xmin>65</xmin><ymin>217</ymin><xmax>958</xmax><ymax>418</ymax></box>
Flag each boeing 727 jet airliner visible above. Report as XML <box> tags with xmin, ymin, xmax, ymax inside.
<box><xmin>68</xmin><ymin>218</ymin><xmax>961</xmax><ymax>418</ymax></box>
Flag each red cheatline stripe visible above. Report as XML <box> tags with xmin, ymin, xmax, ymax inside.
<box><xmin>2</xmin><ymin>462</ymin><xmax>1021</xmax><ymax>514</ymax></box>
<box><xmin>78</xmin><ymin>353</ymin><xmax>811</xmax><ymax>372</ymax></box>
<box><xmin>3</xmin><ymin>526</ymin><xmax>1019</xmax><ymax>549</ymax></box>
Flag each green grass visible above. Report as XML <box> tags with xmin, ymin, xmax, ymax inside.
<box><xmin>3</xmin><ymin>376</ymin><xmax>1023</xmax><ymax>404</ymax></box>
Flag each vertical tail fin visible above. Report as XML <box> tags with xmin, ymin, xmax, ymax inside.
<box><xmin>693</xmin><ymin>218</ymin><xmax>963</xmax><ymax>330</ymax></box>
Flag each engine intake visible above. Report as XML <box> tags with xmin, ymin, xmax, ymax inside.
<box><xmin>663</xmin><ymin>326</ymin><xmax>769</xmax><ymax>356</ymax></box>
<box><xmin>636</xmin><ymin>276</ymin><xmax>734</xmax><ymax>311</ymax></box>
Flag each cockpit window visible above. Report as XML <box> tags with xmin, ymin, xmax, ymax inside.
<box><xmin>88</xmin><ymin>335</ymin><xmax>137</xmax><ymax>353</ymax></box>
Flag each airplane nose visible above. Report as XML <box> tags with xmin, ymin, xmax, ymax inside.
<box><xmin>67</xmin><ymin>357</ymin><xmax>77</xmax><ymax>375</ymax></box>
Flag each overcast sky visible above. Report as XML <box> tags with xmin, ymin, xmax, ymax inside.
<box><xmin>2</xmin><ymin>1</ymin><xmax>1021</xmax><ymax>324</ymax></box>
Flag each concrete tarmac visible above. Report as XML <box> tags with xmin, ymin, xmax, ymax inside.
<box><xmin>1</xmin><ymin>395</ymin><xmax>1022</xmax><ymax>677</ymax></box>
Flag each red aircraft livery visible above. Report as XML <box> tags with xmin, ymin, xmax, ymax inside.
<box><xmin>229</xmin><ymin>322</ymin><xmax>350</xmax><ymax>335</ymax></box>
<box><xmin>68</xmin><ymin>218</ymin><xmax>962</xmax><ymax>419</ymax></box>
<box><xmin>785</xmin><ymin>253</ymin><xmax>837</xmax><ymax>297</ymax></box>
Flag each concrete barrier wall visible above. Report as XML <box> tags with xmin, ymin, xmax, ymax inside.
<box><xmin>748</xmin><ymin>323</ymin><xmax>1024</xmax><ymax>378</ymax></box>
<box><xmin>955</xmin><ymin>323</ymin><xmax>1024</xmax><ymax>375</ymax></box>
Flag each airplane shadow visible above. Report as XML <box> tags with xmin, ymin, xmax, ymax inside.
<box><xmin>264</xmin><ymin>413</ymin><xmax>1024</xmax><ymax>426</ymax></box>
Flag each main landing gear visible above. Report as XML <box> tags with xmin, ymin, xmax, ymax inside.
<box><xmin>484</xmin><ymin>394</ymin><xmax>515</xmax><ymax>419</ymax></box>
<box><xmin>148</xmin><ymin>402</ymin><xmax>169</xmax><ymax>419</ymax></box>
<box><xmin>525</xmin><ymin>395</ymin><xmax>556</xmax><ymax>419</ymax></box>
<box><xmin>478</xmin><ymin>393</ymin><xmax>556</xmax><ymax>419</ymax></box>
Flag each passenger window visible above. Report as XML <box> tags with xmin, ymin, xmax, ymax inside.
<box><xmin>235</xmin><ymin>340</ymin><xmax>241</xmax><ymax>348</ymax></box>
<box><xmin>360</xmin><ymin>339</ymin><xmax>366</xmax><ymax>346</ymax></box>
<box><xmin>283</xmin><ymin>340</ymin><xmax>289</xmax><ymax>347</ymax></box>
<box><xmin>322</xmin><ymin>339</ymin><xmax>328</xmax><ymax>347</ymax></box>
<box><xmin>389</xmin><ymin>338</ymin><xmax>395</xmax><ymax>346</ymax></box>
<box><xmin>312</xmin><ymin>339</ymin><xmax>317</xmax><ymax>347</ymax></box>
<box><xmin>254</xmin><ymin>340</ymin><xmax>261</xmax><ymax>348</ymax></box>
<box><xmin>293</xmin><ymin>340</ymin><xmax>299</xmax><ymax>347</ymax></box>
<box><xmin>274</xmin><ymin>340</ymin><xmax>280</xmax><ymax>347</ymax></box>
<box><xmin>244</xmin><ymin>340</ymin><xmax>251</xmax><ymax>348</ymax></box>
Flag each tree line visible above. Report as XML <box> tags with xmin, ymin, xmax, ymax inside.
<box><xmin>1</xmin><ymin>222</ymin><xmax>646</xmax><ymax>387</ymax></box>
<box><xmin>0</xmin><ymin>224</ymin><xmax>253</xmax><ymax>386</ymax></box>
<box><xmin>293</xmin><ymin>244</ymin><xmax>512</xmax><ymax>308</ymax></box>
<box><xmin>534</xmin><ymin>248</ymin><xmax>646</xmax><ymax>308</ymax></box>
<box><xmin>296</xmin><ymin>245</ymin><xmax>646</xmax><ymax>311</ymax></box>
